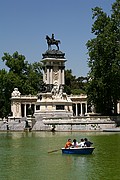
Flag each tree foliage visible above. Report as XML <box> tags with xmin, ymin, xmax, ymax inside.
<box><xmin>2</xmin><ymin>51</ymin><xmax>26</xmax><ymax>74</ymax></box>
<box><xmin>64</xmin><ymin>69</ymin><xmax>87</xmax><ymax>95</ymax></box>
<box><xmin>86</xmin><ymin>0</ymin><xmax>120</xmax><ymax>115</ymax></box>
<box><xmin>0</xmin><ymin>51</ymin><xmax>43</xmax><ymax>118</ymax></box>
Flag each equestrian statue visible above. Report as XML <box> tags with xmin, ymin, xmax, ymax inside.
<box><xmin>46</xmin><ymin>34</ymin><xmax>61</xmax><ymax>50</ymax></box>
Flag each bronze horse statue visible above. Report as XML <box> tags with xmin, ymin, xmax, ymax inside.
<box><xmin>46</xmin><ymin>34</ymin><xmax>60</xmax><ymax>50</ymax></box>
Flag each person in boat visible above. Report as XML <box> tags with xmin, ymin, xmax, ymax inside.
<box><xmin>72</xmin><ymin>139</ymin><xmax>79</xmax><ymax>147</ymax></box>
<box><xmin>65</xmin><ymin>139</ymin><xmax>72</xmax><ymax>148</ymax></box>
<box><xmin>78</xmin><ymin>138</ymin><xmax>85</xmax><ymax>147</ymax></box>
<box><xmin>84</xmin><ymin>138</ymin><xmax>93</xmax><ymax>147</ymax></box>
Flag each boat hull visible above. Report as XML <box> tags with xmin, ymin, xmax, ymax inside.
<box><xmin>61</xmin><ymin>147</ymin><xmax>95</xmax><ymax>155</ymax></box>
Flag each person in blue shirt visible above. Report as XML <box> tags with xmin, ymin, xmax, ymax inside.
<box><xmin>84</xmin><ymin>138</ymin><xmax>93</xmax><ymax>147</ymax></box>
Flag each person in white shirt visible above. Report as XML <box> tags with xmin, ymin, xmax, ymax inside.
<box><xmin>78</xmin><ymin>138</ymin><xmax>85</xmax><ymax>147</ymax></box>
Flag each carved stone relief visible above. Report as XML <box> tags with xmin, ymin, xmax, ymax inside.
<box><xmin>53</xmin><ymin>67</ymin><xmax>58</xmax><ymax>81</ymax></box>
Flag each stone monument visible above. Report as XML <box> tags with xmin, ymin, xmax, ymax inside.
<box><xmin>11</xmin><ymin>88</ymin><xmax>21</xmax><ymax>118</ymax></box>
<box><xmin>34</xmin><ymin>34</ymin><xmax>73</xmax><ymax>120</ymax></box>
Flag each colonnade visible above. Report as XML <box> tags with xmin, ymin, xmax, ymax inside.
<box><xmin>11</xmin><ymin>88</ymin><xmax>89</xmax><ymax>118</ymax></box>
<box><xmin>11</xmin><ymin>101</ymin><xmax>88</xmax><ymax>118</ymax></box>
<box><xmin>12</xmin><ymin>100</ymin><xmax>120</xmax><ymax>118</ymax></box>
<box><xmin>21</xmin><ymin>103</ymin><xmax>35</xmax><ymax>117</ymax></box>
<box><xmin>13</xmin><ymin>102</ymin><xmax>88</xmax><ymax>118</ymax></box>
<box><xmin>73</xmin><ymin>103</ymin><xmax>88</xmax><ymax>116</ymax></box>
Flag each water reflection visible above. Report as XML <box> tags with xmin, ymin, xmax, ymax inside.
<box><xmin>0</xmin><ymin>132</ymin><xmax>120</xmax><ymax>180</ymax></box>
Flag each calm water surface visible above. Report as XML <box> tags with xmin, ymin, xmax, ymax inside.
<box><xmin>0</xmin><ymin>131</ymin><xmax>120</xmax><ymax>180</ymax></box>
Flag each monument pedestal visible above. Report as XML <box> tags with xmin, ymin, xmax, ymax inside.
<box><xmin>35</xmin><ymin>92</ymin><xmax>73</xmax><ymax>118</ymax></box>
<box><xmin>34</xmin><ymin>46</ymin><xmax>73</xmax><ymax>128</ymax></box>
<box><xmin>33</xmin><ymin>34</ymin><xmax>73</xmax><ymax>130</ymax></box>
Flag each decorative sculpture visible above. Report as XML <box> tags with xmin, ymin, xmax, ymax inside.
<box><xmin>11</xmin><ymin>88</ymin><xmax>21</xmax><ymax>97</ymax></box>
<box><xmin>51</xmin><ymin>84</ymin><xmax>63</xmax><ymax>99</ymax></box>
<box><xmin>46</xmin><ymin>34</ymin><xmax>61</xmax><ymax>50</ymax></box>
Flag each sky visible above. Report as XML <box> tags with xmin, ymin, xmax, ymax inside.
<box><xmin>0</xmin><ymin>0</ymin><xmax>115</xmax><ymax>77</ymax></box>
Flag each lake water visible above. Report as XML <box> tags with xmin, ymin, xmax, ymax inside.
<box><xmin>0</xmin><ymin>131</ymin><xmax>120</xmax><ymax>180</ymax></box>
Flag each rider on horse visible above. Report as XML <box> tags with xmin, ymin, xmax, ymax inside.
<box><xmin>46</xmin><ymin>34</ymin><xmax>60</xmax><ymax>50</ymax></box>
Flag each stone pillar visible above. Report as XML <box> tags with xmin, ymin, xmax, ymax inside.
<box><xmin>34</xmin><ymin>104</ymin><xmax>36</xmax><ymax>114</ymax></box>
<box><xmin>47</xmin><ymin>68</ymin><xmax>49</xmax><ymax>84</ymax></box>
<box><xmin>58</xmin><ymin>69</ymin><xmax>61</xmax><ymax>85</ymax></box>
<box><xmin>50</xmin><ymin>68</ymin><xmax>53</xmax><ymax>84</ymax></box>
<box><xmin>13</xmin><ymin>102</ymin><xmax>21</xmax><ymax>118</ymax></box>
<box><xmin>117</xmin><ymin>102</ymin><xmax>120</xmax><ymax>114</ymax></box>
<box><xmin>43</xmin><ymin>71</ymin><xmax>45</xmax><ymax>82</ymax></box>
<box><xmin>11</xmin><ymin>88</ymin><xmax>21</xmax><ymax>118</ymax></box>
<box><xmin>76</xmin><ymin>103</ymin><xmax>78</xmax><ymax>116</ymax></box>
<box><xmin>81</xmin><ymin>103</ymin><xmax>83</xmax><ymax>116</ymax></box>
<box><xmin>62</xmin><ymin>69</ymin><xmax>65</xmax><ymax>85</ymax></box>
<box><xmin>24</xmin><ymin>104</ymin><xmax>27</xmax><ymax>117</ymax></box>
<box><xmin>68</xmin><ymin>105</ymin><xmax>72</xmax><ymax>112</ymax></box>
<box><xmin>85</xmin><ymin>103</ymin><xmax>87</xmax><ymax>114</ymax></box>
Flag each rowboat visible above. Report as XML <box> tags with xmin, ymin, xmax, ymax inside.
<box><xmin>61</xmin><ymin>147</ymin><xmax>95</xmax><ymax>155</ymax></box>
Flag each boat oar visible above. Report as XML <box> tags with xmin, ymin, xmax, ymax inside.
<box><xmin>48</xmin><ymin>148</ymin><xmax>61</xmax><ymax>153</ymax></box>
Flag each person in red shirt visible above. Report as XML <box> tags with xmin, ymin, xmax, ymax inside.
<box><xmin>65</xmin><ymin>139</ymin><xmax>72</xmax><ymax>148</ymax></box>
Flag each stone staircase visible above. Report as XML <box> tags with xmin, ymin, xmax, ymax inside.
<box><xmin>32</xmin><ymin>116</ymin><xmax>51</xmax><ymax>131</ymax></box>
<box><xmin>0</xmin><ymin>119</ymin><xmax>25</xmax><ymax>131</ymax></box>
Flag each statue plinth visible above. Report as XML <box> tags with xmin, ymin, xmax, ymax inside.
<box><xmin>35</xmin><ymin>34</ymin><xmax>73</xmax><ymax>119</ymax></box>
<box><xmin>42</xmin><ymin>49</ymin><xmax>65</xmax><ymax>59</ymax></box>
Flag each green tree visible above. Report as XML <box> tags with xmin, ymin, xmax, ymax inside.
<box><xmin>64</xmin><ymin>69</ymin><xmax>75</xmax><ymax>95</ymax></box>
<box><xmin>0</xmin><ymin>69</ymin><xmax>9</xmax><ymax>118</ymax></box>
<box><xmin>2</xmin><ymin>52</ymin><xmax>43</xmax><ymax>95</ymax></box>
<box><xmin>65</xmin><ymin>69</ymin><xmax>87</xmax><ymax>95</ymax></box>
<box><xmin>2</xmin><ymin>51</ymin><xmax>26</xmax><ymax>74</ymax></box>
<box><xmin>86</xmin><ymin>0</ymin><xmax>120</xmax><ymax>115</ymax></box>
<box><xmin>75</xmin><ymin>76</ymin><xmax>88</xmax><ymax>94</ymax></box>
<box><xmin>0</xmin><ymin>51</ymin><xmax>43</xmax><ymax>117</ymax></box>
<box><xmin>19</xmin><ymin>62</ymin><xmax>43</xmax><ymax>95</ymax></box>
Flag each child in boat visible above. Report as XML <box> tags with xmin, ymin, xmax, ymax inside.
<box><xmin>72</xmin><ymin>139</ymin><xmax>79</xmax><ymax>147</ymax></box>
<box><xmin>65</xmin><ymin>139</ymin><xmax>72</xmax><ymax>148</ymax></box>
<box><xmin>78</xmin><ymin>138</ymin><xmax>85</xmax><ymax>147</ymax></box>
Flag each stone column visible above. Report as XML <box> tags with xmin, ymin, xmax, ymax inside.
<box><xmin>43</xmin><ymin>71</ymin><xmax>45</xmax><ymax>82</ymax></box>
<box><xmin>50</xmin><ymin>68</ymin><xmax>53</xmax><ymax>84</ymax></box>
<box><xmin>12</xmin><ymin>102</ymin><xmax>20</xmax><ymax>118</ymax></box>
<box><xmin>85</xmin><ymin>103</ymin><xmax>87</xmax><ymax>114</ymax></box>
<box><xmin>34</xmin><ymin>104</ymin><xmax>36</xmax><ymax>114</ymax></box>
<box><xmin>76</xmin><ymin>103</ymin><xmax>78</xmax><ymax>116</ymax></box>
<box><xmin>47</xmin><ymin>68</ymin><xmax>49</xmax><ymax>84</ymax></box>
<box><xmin>14</xmin><ymin>102</ymin><xmax>21</xmax><ymax>118</ymax></box>
<box><xmin>24</xmin><ymin>103</ymin><xmax>27</xmax><ymax>117</ymax></box>
<box><xmin>11</xmin><ymin>88</ymin><xmax>21</xmax><ymax>118</ymax></box>
<box><xmin>58</xmin><ymin>69</ymin><xmax>61</xmax><ymax>85</ymax></box>
<box><xmin>117</xmin><ymin>102</ymin><xmax>120</xmax><ymax>114</ymax></box>
<box><xmin>62</xmin><ymin>69</ymin><xmax>65</xmax><ymax>85</ymax></box>
<box><xmin>81</xmin><ymin>103</ymin><xmax>83</xmax><ymax>116</ymax></box>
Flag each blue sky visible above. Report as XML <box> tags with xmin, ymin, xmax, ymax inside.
<box><xmin>0</xmin><ymin>0</ymin><xmax>115</xmax><ymax>77</ymax></box>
